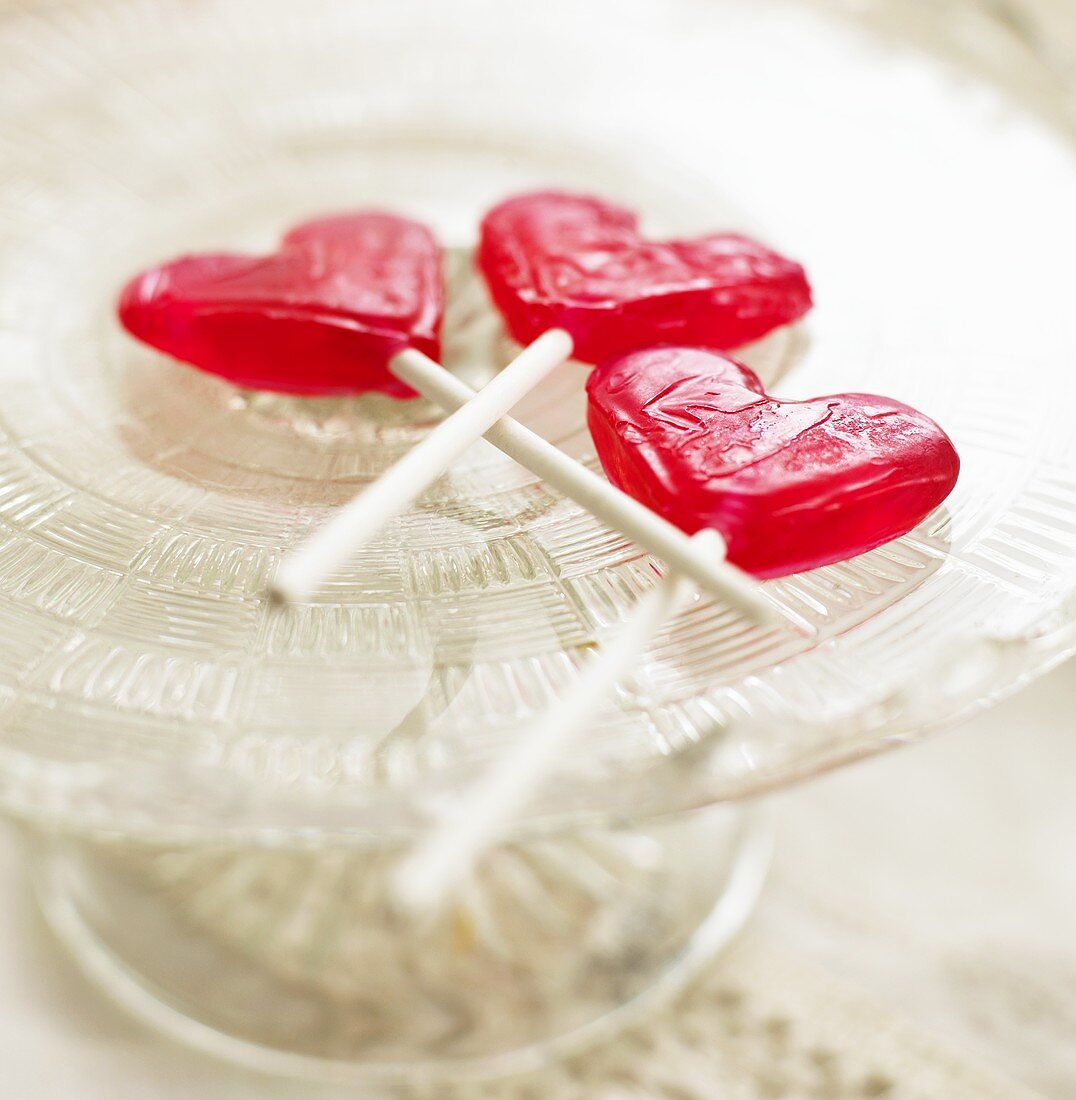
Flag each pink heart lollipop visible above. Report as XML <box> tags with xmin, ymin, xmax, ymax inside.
<box><xmin>478</xmin><ymin>190</ymin><xmax>812</xmax><ymax>363</ymax></box>
<box><xmin>586</xmin><ymin>346</ymin><xmax>959</xmax><ymax>578</ymax></box>
<box><xmin>118</xmin><ymin>212</ymin><xmax>443</xmax><ymax>397</ymax></box>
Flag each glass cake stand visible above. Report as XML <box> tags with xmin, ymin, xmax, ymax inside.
<box><xmin>1</xmin><ymin>0</ymin><xmax>1074</xmax><ymax>1087</ymax></box>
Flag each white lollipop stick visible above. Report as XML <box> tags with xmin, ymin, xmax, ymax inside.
<box><xmin>392</xmin><ymin>530</ymin><xmax>721</xmax><ymax>916</ymax></box>
<box><xmin>270</xmin><ymin>329</ymin><xmax>573</xmax><ymax>603</ymax></box>
<box><xmin>389</xmin><ymin>349</ymin><xmax>781</xmax><ymax>628</ymax></box>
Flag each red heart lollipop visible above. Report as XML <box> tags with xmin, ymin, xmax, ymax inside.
<box><xmin>118</xmin><ymin>213</ymin><xmax>443</xmax><ymax>397</ymax></box>
<box><xmin>478</xmin><ymin>191</ymin><xmax>812</xmax><ymax>364</ymax></box>
<box><xmin>586</xmin><ymin>347</ymin><xmax>959</xmax><ymax>578</ymax></box>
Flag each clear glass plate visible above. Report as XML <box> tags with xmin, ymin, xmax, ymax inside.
<box><xmin>0</xmin><ymin>0</ymin><xmax>1074</xmax><ymax>843</ymax></box>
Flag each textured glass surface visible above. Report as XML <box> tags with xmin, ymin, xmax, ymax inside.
<box><xmin>0</xmin><ymin>0</ymin><xmax>1074</xmax><ymax>839</ymax></box>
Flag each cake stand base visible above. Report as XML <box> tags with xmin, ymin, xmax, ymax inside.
<box><xmin>28</xmin><ymin>804</ymin><xmax>772</xmax><ymax>1088</ymax></box>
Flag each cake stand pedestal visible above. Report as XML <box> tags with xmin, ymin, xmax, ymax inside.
<box><xmin>28</xmin><ymin>804</ymin><xmax>771</xmax><ymax>1087</ymax></box>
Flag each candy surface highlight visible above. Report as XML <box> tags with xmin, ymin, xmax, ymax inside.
<box><xmin>586</xmin><ymin>347</ymin><xmax>959</xmax><ymax>578</ymax></box>
<box><xmin>119</xmin><ymin>213</ymin><xmax>443</xmax><ymax>397</ymax></box>
<box><xmin>478</xmin><ymin>191</ymin><xmax>812</xmax><ymax>363</ymax></box>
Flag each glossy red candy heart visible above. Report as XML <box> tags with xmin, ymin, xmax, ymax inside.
<box><xmin>586</xmin><ymin>347</ymin><xmax>959</xmax><ymax>578</ymax></box>
<box><xmin>118</xmin><ymin>213</ymin><xmax>443</xmax><ymax>397</ymax></box>
<box><xmin>478</xmin><ymin>191</ymin><xmax>812</xmax><ymax>364</ymax></box>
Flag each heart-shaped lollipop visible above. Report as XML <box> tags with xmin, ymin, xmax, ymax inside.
<box><xmin>478</xmin><ymin>190</ymin><xmax>812</xmax><ymax>363</ymax></box>
<box><xmin>118</xmin><ymin>213</ymin><xmax>443</xmax><ymax>397</ymax></box>
<box><xmin>586</xmin><ymin>347</ymin><xmax>959</xmax><ymax>578</ymax></box>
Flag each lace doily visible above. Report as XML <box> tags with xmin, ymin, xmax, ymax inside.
<box><xmin>399</xmin><ymin>932</ymin><xmax>1040</xmax><ymax>1100</ymax></box>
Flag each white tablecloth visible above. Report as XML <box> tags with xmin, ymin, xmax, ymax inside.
<box><xmin>0</xmin><ymin>660</ymin><xmax>1070</xmax><ymax>1098</ymax></box>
